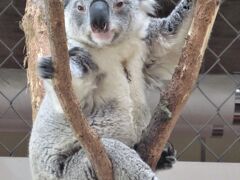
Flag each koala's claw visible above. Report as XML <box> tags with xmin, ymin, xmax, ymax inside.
<box><xmin>38</xmin><ymin>56</ymin><xmax>54</xmax><ymax>79</ymax></box>
<box><xmin>69</xmin><ymin>47</ymin><xmax>98</xmax><ymax>77</ymax></box>
<box><xmin>156</xmin><ymin>142</ymin><xmax>176</xmax><ymax>169</ymax></box>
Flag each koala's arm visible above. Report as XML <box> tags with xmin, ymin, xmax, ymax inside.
<box><xmin>38</xmin><ymin>47</ymin><xmax>99</xmax><ymax>113</ymax></box>
<box><xmin>144</xmin><ymin>0</ymin><xmax>194</xmax><ymax>89</ymax></box>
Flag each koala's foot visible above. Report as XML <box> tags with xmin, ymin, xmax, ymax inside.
<box><xmin>38</xmin><ymin>56</ymin><xmax>54</xmax><ymax>79</ymax></box>
<box><xmin>156</xmin><ymin>142</ymin><xmax>176</xmax><ymax>170</ymax></box>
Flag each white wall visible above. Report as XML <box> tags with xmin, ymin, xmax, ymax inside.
<box><xmin>1</xmin><ymin>157</ymin><xmax>240</xmax><ymax>180</ymax></box>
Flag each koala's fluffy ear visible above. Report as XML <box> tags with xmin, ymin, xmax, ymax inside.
<box><xmin>64</xmin><ymin>0</ymin><xmax>70</xmax><ymax>8</ymax></box>
<box><xmin>139</xmin><ymin>0</ymin><xmax>157</xmax><ymax>15</ymax></box>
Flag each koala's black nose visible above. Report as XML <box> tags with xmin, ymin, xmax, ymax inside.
<box><xmin>90</xmin><ymin>0</ymin><xmax>109</xmax><ymax>32</ymax></box>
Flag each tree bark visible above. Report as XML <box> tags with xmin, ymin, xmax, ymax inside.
<box><xmin>136</xmin><ymin>0</ymin><xmax>221</xmax><ymax>170</ymax></box>
<box><xmin>43</xmin><ymin>1</ymin><xmax>113</xmax><ymax>180</ymax></box>
<box><xmin>22</xmin><ymin>0</ymin><xmax>49</xmax><ymax>120</ymax></box>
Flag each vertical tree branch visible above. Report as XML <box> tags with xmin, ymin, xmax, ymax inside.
<box><xmin>136</xmin><ymin>0</ymin><xmax>221</xmax><ymax>170</ymax></box>
<box><xmin>43</xmin><ymin>1</ymin><xmax>113</xmax><ymax>179</ymax></box>
<box><xmin>22</xmin><ymin>0</ymin><xmax>49</xmax><ymax>119</ymax></box>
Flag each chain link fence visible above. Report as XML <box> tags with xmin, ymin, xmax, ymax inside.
<box><xmin>165</xmin><ymin>0</ymin><xmax>240</xmax><ymax>162</ymax></box>
<box><xmin>0</xmin><ymin>0</ymin><xmax>30</xmax><ymax>156</ymax></box>
<box><xmin>0</xmin><ymin>0</ymin><xmax>239</xmax><ymax>162</ymax></box>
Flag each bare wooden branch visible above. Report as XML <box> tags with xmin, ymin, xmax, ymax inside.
<box><xmin>22</xmin><ymin>0</ymin><xmax>49</xmax><ymax>119</ymax></box>
<box><xmin>43</xmin><ymin>1</ymin><xmax>113</xmax><ymax>179</ymax></box>
<box><xmin>136</xmin><ymin>0</ymin><xmax>221</xmax><ymax>170</ymax></box>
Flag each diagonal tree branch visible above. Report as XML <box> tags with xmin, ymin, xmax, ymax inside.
<box><xmin>136</xmin><ymin>0</ymin><xmax>221</xmax><ymax>170</ymax></box>
<box><xmin>43</xmin><ymin>0</ymin><xmax>113</xmax><ymax>179</ymax></box>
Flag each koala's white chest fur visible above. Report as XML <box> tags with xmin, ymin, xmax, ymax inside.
<box><xmin>87</xmin><ymin>37</ymin><xmax>150</xmax><ymax>142</ymax></box>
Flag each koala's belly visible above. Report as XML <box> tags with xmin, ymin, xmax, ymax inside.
<box><xmin>80</xmin><ymin>39</ymin><xmax>149</xmax><ymax>144</ymax></box>
<box><xmin>91</xmin><ymin>58</ymin><xmax>149</xmax><ymax>142</ymax></box>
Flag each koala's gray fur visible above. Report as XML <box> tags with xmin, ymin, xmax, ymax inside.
<box><xmin>29</xmin><ymin>0</ymin><xmax>194</xmax><ymax>179</ymax></box>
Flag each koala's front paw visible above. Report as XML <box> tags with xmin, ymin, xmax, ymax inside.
<box><xmin>69</xmin><ymin>47</ymin><xmax>98</xmax><ymax>78</ymax></box>
<box><xmin>156</xmin><ymin>142</ymin><xmax>176</xmax><ymax>169</ymax></box>
<box><xmin>38</xmin><ymin>56</ymin><xmax>54</xmax><ymax>79</ymax></box>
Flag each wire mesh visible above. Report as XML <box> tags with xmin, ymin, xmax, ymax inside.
<box><xmin>0</xmin><ymin>0</ymin><xmax>30</xmax><ymax>157</ymax></box>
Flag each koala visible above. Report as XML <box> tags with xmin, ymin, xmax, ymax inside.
<box><xmin>29</xmin><ymin>0</ymin><xmax>194</xmax><ymax>179</ymax></box>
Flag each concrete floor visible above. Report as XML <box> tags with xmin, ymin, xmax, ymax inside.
<box><xmin>1</xmin><ymin>157</ymin><xmax>240</xmax><ymax>180</ymax></box>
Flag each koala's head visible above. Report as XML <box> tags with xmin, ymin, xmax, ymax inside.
<box><xmin>64</xmin><ymin>0</ymin><xmax>156</xmax><ymax>47</ymax></box>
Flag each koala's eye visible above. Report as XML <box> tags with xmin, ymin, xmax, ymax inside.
<box><xmin>77</xmin><ymin>5</ymin><xmax>85</xmax><ymax>12</ymax></box>
<box><xmin>114</xmin><ymin>1</ymin><xmax>124</xmax><ymax>9</ymax></box>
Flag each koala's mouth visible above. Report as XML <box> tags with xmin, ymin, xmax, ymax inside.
<box><xmin>92</xmin><ymin>31</ymin><xmax>114</xmax><ymax>41</ymax></box>
<box><xmin>88</xmin><ymin>28</ymin><xmax>121</xmax><ymax>47</ymax></box>
<box><xmin>89</xmin><ymin>30</ymin><xmax>120</xmax><ymax>47</ymax></box>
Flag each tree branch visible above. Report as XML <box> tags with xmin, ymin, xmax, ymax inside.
<box><xmin>136</xmin><ymin>0</ymin><xmax>221</xmax><ymax>170</ymax></box>
<box><xmin>22</xmin><ymin>0</ymin><xmax>48</xmax><ymax>120</ymax></box>
<box><xmin>43</xmin><ymin>1</ymin><xmax>113</xmax><ymax>179</ymax></box>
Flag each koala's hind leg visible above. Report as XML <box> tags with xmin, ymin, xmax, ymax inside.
<box><xmin>156</xmin><ymin>142</ymin><xmax>177</xmax><ymax>170</ymax></box>
<box><xmin>62</xmin><ymin>139</ymin><xmax>158</xmax><ymax>180</ymax></box>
